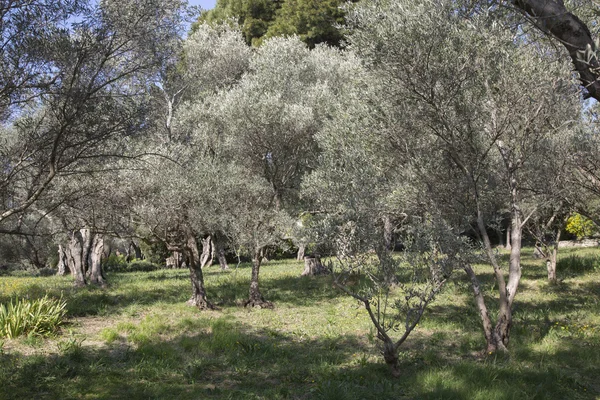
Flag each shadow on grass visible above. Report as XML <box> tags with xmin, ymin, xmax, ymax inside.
<box><xmin>1</xmin><ymin>317</ymin><xmax>598</xmax><ymax>400</ymax></box>
<box><xmin>0</xmin><ymin>263</ymin><xmax>349</xmax><ymax>317</ymax></box>
<box><xmin>0</xmin><ymin>318</ymin><xmax>378</xmax><ymax>400</ymax></box>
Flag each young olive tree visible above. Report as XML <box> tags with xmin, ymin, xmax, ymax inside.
<box><xmin>303</xmin><ymin>67</ymin><xmax>466</xmax><ymax>375</ymax></box>
<box><xmin>345</xmin><ymin>0</ymin><xmax>581</xmax><ymax>352</ymax></box>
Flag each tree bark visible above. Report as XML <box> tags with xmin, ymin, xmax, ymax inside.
<box><xmin>505</xmin><ymin>226</ymin><xmax>512</xmax><ymax>250</ymax></box>
<box><xmin>213</xmin><ymin>233</ymin><xmax>229</xmax><ymax>270</ymax></box>
<box><xmin>81</xmin><ymin>228</ymin><xmax>93</xmax><ymax>278</ymax></box>
<box><xmin>506</xmin><ymin>211</ymin><xmax>523</xmax><ymax>306</ymax></box>
<box><xmin>245</xmin><ymin>248</ymin><xmax>273</xmax><ymax>308</ymax></box>
<box><xmin>511</xmin><ymin>0</ymin><xmax>600</xmax><ymax>101</ymax></box>
<box><xmin>89</xmin><ymin>234</ymin><xmax>106</xmax><ymax>287</ymax></box>
<box><xmin>57</xmin><ymin>244</ymin><xmax>70</xmax><ymax>276</ymax></box>
<box><xmin>183</xmin><ymin>229</ymin><xmax>213</xmax><ymax>310</ymax></box>
<box><xmin>296</xmin><ymin>243</ymin><xmax>306</xmax><ymax>261</ymax></box>
<box><xmin>128</xmin><ymin>240</ymin><xmax>142</xmax><ymax>261</ymax></box>
<box><xmin>68</xmin><ymin>230</ymin><xmax>87</xmax><ymax>287</ymax></box>
<box><xmin>382</xmin><ymin>338</ymin><xmax>401</xmax><ymax>377</ymax></box>
<box><xmin>547</xmin><ymin>227</ymin><xmax>561</xmax><ymax>283</ymax></box>
<box><xmin>166</xmin><ymin>250</ymin><xmax>183</xmax><ymax>269</ymax></box>
<box><xmin>200</xmin><ymin>235</ymin><xmax>213</xmax><ymax>268</ymax></box>
<box><xmin>301</xmin><ymin>255</ymin><xmax>329</xmax><ymax>276</ymax></box>
<box><xmin>463</xmin><ymin>264</ymin><xmax>496</xmax><ymax>352</ymax></box>
<box><xmin>475</xmin><ymin>198</ymin><xmax>511</xmax><ymax>352</ymax></box>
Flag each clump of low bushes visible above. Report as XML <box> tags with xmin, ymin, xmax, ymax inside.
<box><xmin>103</xmin><ymin>254</ymin><xmax>161</xmax><ymax>273</ymax></box>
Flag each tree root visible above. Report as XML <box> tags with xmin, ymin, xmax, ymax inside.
<box><xmin>244</xmin><ymin>298</ymin><xmax>274</xmax><ymax>309</ymax></box>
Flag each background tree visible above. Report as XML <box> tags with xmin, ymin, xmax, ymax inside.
<box><xmin>197</xmin><ymin>0</ymin><xmax>359</xmax><ymax>47</ymax></box>
<box><xmin>0</xmin><ymin>0</ymin><xmax>191</xmax><ymax>237</ymax></box>
<box><xmin>195</xmin><ymin>0</ymin><xmax>281</xmax><ymax>46</ymax></box>
<box><xmin>265</xmin><ymin>0</ymin><xmax>361</xmax><ymax>48</ymax></box>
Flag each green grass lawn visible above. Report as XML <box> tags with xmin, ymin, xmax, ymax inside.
<box><xmin>0</xmin><ymin>248</ymin><xmax>599</xmax><ymax>399</ymax></box>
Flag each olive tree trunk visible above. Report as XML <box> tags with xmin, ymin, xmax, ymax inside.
<box><xmin>301</xmin><ymin>255</ymin><xmax>329</xmax><ymax>276</ymax></box>
<box><xmin>212</xmin><ymin>233</ymin><xmax>229</xmax><ymax>270</ymax></box>
<box><xmin>68</xmin><ymin>229</ymin><xmax>88</xmax><ymax>287</ymax></box>
<box><xmin>182</xmin><ymin>230</ymin><xmax>213</xmax><ymax>309</ymax></box>
<box><xmin>245</xmin><ymin>248</ymin><xmax>273</xmax><ymax>308</ymax></box>
<box><xmin>166</xmin><ymin>250</ymin><xmax>183</xmax><ymax>269</ymax></box>
<box><xmin>547</xmin><ymin>228</ymin><xmax>561</xmax><ymax>283</ymax></box>
<box><xmin>512</xmin><ymin>0</ymin><xmax>600</xmax><ymax>101</ymax></box>
<box><xmin>296</xmin><ymin>243</ymin><xmax>306</xmax><ymax>261</ymax></box>
<box><xmin>89</xmin><ymin>235</ymin><xmax>106</xmax><ymax>287</ymax></box>
<box><xmin>57</xmin><ymin>244</ymin><xmax>70</xmax><ymax>276</ymax></box>
<box><xmin>200</xmin><ymin>235</ymin><xmax>213</xmax><ymax>268</ymax></box>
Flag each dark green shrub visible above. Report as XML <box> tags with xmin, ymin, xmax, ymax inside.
<box><xmin>139</xmin><ymin>240</ymin><xmax>169</xmax><ymax>265</ymax></box>
<box><xmin>103</xmin><ymin>253</ymin><xmax>128</xmax><ymax>272</ymax></box>
<box><xmin>127</xmin><ymin>260</ymin><xmax>161</xmax><ymax>272</ymax></box>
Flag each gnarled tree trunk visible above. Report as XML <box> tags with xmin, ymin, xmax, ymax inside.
<box><xmin>200</xmin><ymin>235</ymin><xmax>213</xmax><ymax>268</ymax></box>
<box><xmin>68</xmin><ymin>229</ymin><xmax>87</xmax><ymax>287</ymax></box>
<box><xmin>296</xmin><ymin>243</ymin><xmax>306</xmax><ymax>261</ymax></box>
<box><xmin>182</xmin><ymin>229</ymin><xmax>213</xmax><ymax>309</ymax></box>
<box><xmin>245</xmin><ymin>248</ymin><xmax>273</xmax><ymax>308</ymax></box>
<box><xmin>213</xmin><ymin>233</ymin><xmax>229</xmax><ymax>270</ymax></box>
<box><xmin>57</xmin><ymin>244</ymin><xmax>70</xmax><ymax>276</ymax></box>
<box><xmin>89</xmin><ymin>235</ymin><xmax>106</xmax><ymax>287</ymax></box>
<box><xmin>166</xmin><ymin>250</ymin><xmax>183</xmax><ymax>269</ymax></box>
<box><xmin>301</xmin><ymin>255</ymin><xmax>329</xmax><ymax>276</ymax></box>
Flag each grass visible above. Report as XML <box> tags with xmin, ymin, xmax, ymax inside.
<box><xmin>0</xmin><ymin>249</ymin><xmax>599</xmax><ymax>399</ymax></box>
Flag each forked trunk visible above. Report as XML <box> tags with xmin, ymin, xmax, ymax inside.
<box><xmin>166</xmin><ymin>251</ymin><xmax>183</xmax><ymax>269</ymax></box>
<box><xmin>129</xmin><ymin>240</ymin><xmax>142</xmax><ymax>261</ymax></box>
<box><xmin>89</xmin><ymin>235</ymin><xmax>106</xmax><ymax>287</ymax></box>
<box><xmin>68</xmin><ymin>230</ymin><xmax>87</xmax><ymax>287</ymax></box>
<box><xmin>463</xmin><ymin>264</ymin><xmax>496</xmax><ymax>352</ymax></box>
<box><xmin>470</xmin><ymin>199</ymin><xmax>513</xmax><ymax>352</ymax></box>
<box><xmin>245</xmin><ymin>249</ymin><xmax>273</xmax><ymax>308</ymax></box>
<box><xmin>183</xmin><ymin>230</ymin><xmax>213</xmax><ymax>310</ymax></box>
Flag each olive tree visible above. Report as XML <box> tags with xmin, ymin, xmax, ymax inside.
<box><xmin>125</xmin><ymin>22</ymin><xmax>252</xmax><ymax>308</ymax></box>
<box><xmin>0</xmin><ymin>0</ymin><xmax>193</xmax><ymax>280</ymax></box>
<box><xmin>213</xmin><ymin>36</ymin><xmax>362</xmax><ymax>305</ymax></box>
<box><xmin>302</xmin><ymin>61</ymin><xmax>468</xmax><ymax>375</ymax></box>
<box><xmin>345</xmin><ymin>0</ymin><xmax>581</xmax><ymax>352</ymax></box>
